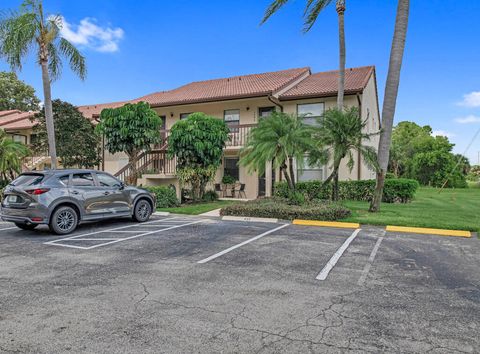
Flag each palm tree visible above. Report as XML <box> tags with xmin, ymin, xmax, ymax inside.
<box><xmin>369</xmin><ymin>0</ymin><xmax>409</xmax><ymax>212</ymax></box>
<box><xmin>0</xmin><ymin>130</ymin><xmax>30</xmax><ymax>181</ymax></box>
<box><xmin>240</xmin><ymin>112</ymin><xmax>315</xmax><ymax>191</ymax></box>
<box><xmin>310</xmin><ymin>107</ymin><xmax>379</xmax><ymax>201</ymax></box>
<box><xmin>261</xmin><ymin>0</ymin><xmax>346</xmax><ymax>109</ymax></box>
<box><xmin>0</xmin><ymin>0</ymin><xmax>86</xmax><ymax>169</ymax></box>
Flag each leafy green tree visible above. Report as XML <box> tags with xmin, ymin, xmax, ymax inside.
<box><xmin>33</xmin><ymin>99</ymin><xmax>100</xmax><ymax>168</ymax></box>
<box><xmin>167</xmin><ymin>112</ymin><xmax>230</xmax><ymax>201</ymax></box>
<box><xmin>310</xmin><ymin>107</ymin><xmax>379</xmax><ymax>200</ymax></box>
<box><xmin>0</xmin><ymin>72</ymin><xmax>40</xmax><ymax>111</ymax></box>
<box><xmin>240</xmin><ymin>111</ymin><xmax>316</xmax><ymax>191</ymax></box>
<box><xmin>0</xmin><ymin>129</ymin><xmax>30</xmax><ymax>180</ymax></box>
<box><xmin>467</xmin><ymin>165</ymin><xmax>480</xmax><ymax>182</ymax></box>
<box><xmin>261</xmin><ymin>0</ymin><xmax>347</xmax><ymax>109</ymax></box>
<box><xmin>0</xmin><ymin>0</ymin><xmax>87</xmax><ymax>169</ymax></box>
<box><xmin>388</xmin><ymin>121</ymin><xmax>468</xmax><ymax>188</ymax></box>
<box><xmin>96</xmin><ymin>102</ymin><xmax>162</xmax><ymax>186</ymax></box>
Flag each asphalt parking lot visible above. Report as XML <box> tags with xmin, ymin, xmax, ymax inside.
<box><xmin>0</xmin><ymin>215</ymin><xmax>479</xmax><ymax>353</ymax></box>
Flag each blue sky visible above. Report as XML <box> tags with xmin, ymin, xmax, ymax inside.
<box><xmin>1</xmin><ymin>0</ymin><xmax>480</xmax><ymax>163</ymax></box>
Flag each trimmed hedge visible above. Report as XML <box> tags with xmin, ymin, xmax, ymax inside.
<box><xmin>142</xmin><ymin>186</ymin><xmax>179</xmax><ymax>208</ymax></box>
<box><xmin>220</xmin><ymin>198</ymin><xmax>351</xmax><ymax>221</ymax></box>
<box><xmin>275</xmin><ymin>178</ymin><xmax>419</xmax><ymax>203</ymax></box>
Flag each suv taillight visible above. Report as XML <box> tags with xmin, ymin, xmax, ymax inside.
<box><xmin>25</xmin><ymin>188</ymin><xmax>50</xmax><ymax>195</ymax></box>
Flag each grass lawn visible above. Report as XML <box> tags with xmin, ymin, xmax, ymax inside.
<box><xmin>157</xmin><ymin>200</ymin><xmax>236</xmax><ymax>215</ymax></box>
<box><xmin>341</xmin><ymin>187</ymin><xmax>480</xmax><ymax>232</ymax></box>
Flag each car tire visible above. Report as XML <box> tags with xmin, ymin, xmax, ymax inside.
<box><xmin>132</xmin><ymin>199</ymin><xmax>152</xmax><ymax>222</ymax></box>
<box><xmin>14</xmin><ymin>223</ymin><xmax>38</xmax><ymax>231</ymax></box>
<box><xmin>49</xmin><ymin>206</ymin><xmax>78</xmax><ymax>235</ymax></box>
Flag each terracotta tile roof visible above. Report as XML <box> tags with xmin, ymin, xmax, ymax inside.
<box><xmin>77</xmin><ymin>66</ymin><xmax>375</xmax><ymax>117</ymax></box>
<box><xmin>0</xmin><ymin>110</ymin><xmax>37</xmax><ymax>131</ymax></box>
<box><xmin>77</xmin><ymin>100</ymin><xmax>129</xmax><ymax>119</ymax></box>
<box><xmin>139</xmin><ymin>67</ymin><xmax>310</xmax><ymax>107</ymax></box>
<box><xmin>279</xmin><ymin>66</ymin><xmax>375</xmax><ymax>100</ymax></box>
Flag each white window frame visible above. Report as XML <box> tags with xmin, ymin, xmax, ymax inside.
<box><xmin>297</xmin><ymin>102</ymin><xmax>325</xmax><ymax>126</ymax></box>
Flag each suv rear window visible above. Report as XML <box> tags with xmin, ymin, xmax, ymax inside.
<box><xmin>11</xmin><ymin>173</ymin><xmax>44</xmax><ymax>186</ymax></box>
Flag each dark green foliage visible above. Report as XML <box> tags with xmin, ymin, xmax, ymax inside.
<box><xmin>97</xmin><ymin>102</ymin><xmax>162</xmax><ymax>156</ymax></box>
<box><xmin>167</xmin><ymin>112</ymin><xmax>230</xmax><ymax>200</ymax></box>
<box><xmin>33</xmin><ymin>99</ymin><xmax>100</xmax><ymax>168</ymax></box>
<box><xmin>286</xmin><ymin>191</ymin><xmax>305</xmax><ymax>206</ymax></box>
<box><xmin>142</xmin><ymin>186</ymin><xmax>179</xmax><ymax>208</ymax></box>
<box><xmin>275</xmin><ymin>178</ymin><xmax>419</xmax><ymax>203</ymax></box>
<box><xmin>96</xmin><ymin>102</ymin><xmax>162</xmax><ymax>185</ymax></box>
<box><xmin>220</xmin><ymin>198</ymin><xmax>351</xmax><ymax>221</ymax></box>
<box><xmin>202</xmin><ymin>190</ymin><xmax>219</xmax><ymax>202</ymax></box>
<box><xmin>221</xmin><ymin>175</ymin><xmax>236</xmax><ymax>184</ymax></box>
<box><xmin>389</xmin><ymin>121</ymin><xmax>468</xmax><ymax>188</ymax></box>
<box><xmin>0</xmin><ymin>71</ymin><xmax>40</xmax><ymax>111</ymax></box>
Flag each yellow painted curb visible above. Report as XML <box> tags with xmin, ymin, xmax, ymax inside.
<box><xmin>293</xmin><ymin>219</ymin><xmax>360</xmax><ymax>229</ymax></box>
<box><xmin>386</xmin><ymin>225</ymin><xmax>471</xmax><ymax>238</ymax></box>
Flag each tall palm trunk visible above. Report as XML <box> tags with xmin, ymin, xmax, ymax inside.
<box><xmin>40</xmin><ymin>57</ymin><xmax>58</xmax><ymax>170</ymax></box>
<box><xmin>370</xmin><ymin>0</ymin><xmax>409</xmax><ymax>212</ymax></box>
<box><xmin>336</xmin><ymin>0</ymin><xmax>346</xmax><ymax>110</ymax></box>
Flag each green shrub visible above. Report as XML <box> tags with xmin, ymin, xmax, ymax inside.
<box><xmin>202</xmin><ymin>190</ymin><xmax>218</xmax><ymax>202</ymax></box>
<box><xmin>275</xmin><ymin>178</ymin><xmax>419</xmax><ymax>203</ymax></box>
<box><xmin>220</xmin><ymin>198</ymin><xmax>351</xmax><ymax>221</ymax></box>
<box><xmin>222</xmin><ymin>175</ymin><xmax>236</xmax><ymax>184</ymax></box>
<box><xmin>287</xmin><ymin>191</ymin><xmax>305</xmax><ymax>206</ymax></box>
<box><xmin>142</xmin><ymin>186</ymin><xmax>179</xmax><ymax>208</ymax></box>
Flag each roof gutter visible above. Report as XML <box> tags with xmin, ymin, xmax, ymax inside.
<box><xmin>267</xmin><ymin>95</ymin><xmax>283</xmax><ymax>112</ymax></box>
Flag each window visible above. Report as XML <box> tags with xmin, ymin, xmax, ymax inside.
<box><xmin>258</xmin><ymin>107</ymin><xmax>275</xmax><ymax>118</ymax></box>
<box><xmin>71</xmin><ymin>173</ymin><xmax>95</xmax><ymax>187</ymax></box>
<box><xmin>58</xmin><ymin>175</ymin><xmax>70</xmax><ymax>186</ymax></box>
<box><xmin>12</xmin><ymin>134</ymin><xmax>27</xmax><ymax>144</ymax></box>
<box><xmin>297</xmin><ymin>156</ymin><xmax>324</xmax><ymax>182</ymax></box>
<box><xmin>96</xmin><ymin>173</ymin><xmax>122</xmax><ymax>188</ymax></box>
<box><xmin>224</xmin><ymin>109</ymin><xmax>240</xmax><ymax>132</ymax></box>
<box><xmin>224</xmin><ymin>157</ymin><xmax>239</xmax><ymax>181</ymax></box>
<box><xmin>297</xmin><ymin>103</ymin><xmax>324</xmax><ymax>126</ymax></box>
<box><xmin>159</xmin><ymin>115</ymin><xmax>166</xmax><ymax>129</ymax></box>
<box><xmin>11</xmin><ymin>173</ymin><xmax>44</xmax><ymax>186</ymax></box>
<box><xmin>180</xmin><ymin>113</ymin><xmax>192</xmax><ymax>120</ymax></box>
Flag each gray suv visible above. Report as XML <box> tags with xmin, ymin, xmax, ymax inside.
<box><xmin>0</xmin><ymin>169</ymin><xmax>156</xmax><ymax>235</ymax></box>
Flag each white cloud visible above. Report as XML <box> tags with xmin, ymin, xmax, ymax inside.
<box><xmin>59</xmin><ymin>16</ymin><xmax>124</xmax><ymax>53</ymax></box>
<box><xmin>458</xmin><ymin>91</ymin><xmax>480</xmax><ymax>107</ymax></box>
<box><xmin>432</xmin><ymin>130</ymin><xmax>455</xmax><ymax>139</ymax></box>
<box><xmin>455</xmin><ymin>115</ymin><xmax>480</xmax><ymax>124</ymax></box>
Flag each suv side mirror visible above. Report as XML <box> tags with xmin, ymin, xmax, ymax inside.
<box><xmin>118</xmin><ymin>182</ymin><xmax>125</xmax><ymax>190</ymax></box>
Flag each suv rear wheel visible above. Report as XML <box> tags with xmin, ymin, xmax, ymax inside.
<box><xmin>15</xmin><ymin>223</ymin><xmax>38</xmax><ymax>231</ymax></box>
<box><xmin>49</xmin><ymin>206</ymin><xmax>78</xmax><ymax>235</ymax></box>
<box><xmin>132</xmin><ymin>199</ymin><xmax>152</xmax><ymax>222</ymax></box>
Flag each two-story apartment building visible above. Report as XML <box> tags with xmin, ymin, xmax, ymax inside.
<box><xmin>79</xmin><ymin>66</ymin><xmax>380</xmax><ymax>200</ymax></box>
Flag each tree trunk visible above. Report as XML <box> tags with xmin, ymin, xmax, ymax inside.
<box><xmin>336</xmin><ymin>0</ymin><xmax>346</xmax><ymax>110</ymax></box>
<box><xmin>40</xmin><ymin>59</ymin><xmax>58</xmax><ymax>169</ymax></box>
<box><xmin>288</xmin><ymin>157</ymin><xmax>296</xmax><ymax>190</ymax></box>
<box><xmin>281</xmin><ymin>164</ymin><xmax>294</xmax><ymax>191</ymax></box>
<box><xmin>369</xmin><ymin>0</ymin><xmax>409</xmax><ymax>212</ymax></box>
<box><xmin>333</xmin><ymin>169</ymin><xmax>339</xmax><ymax>201</ymax></box>
<box><xmin>127</xmin><ymin>151</ymin><xmax>139</xmax><ymax>186</ymax></box>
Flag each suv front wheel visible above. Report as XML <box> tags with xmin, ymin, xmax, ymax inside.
<box><xmin>50</xmin><ymin>206</ymin><xmax>78</xmax><ymax>235</ymax></box>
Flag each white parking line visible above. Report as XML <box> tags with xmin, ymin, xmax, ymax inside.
<box><xmin>197</xmin><ymin>223</ymin><xmax>289</xmax><ymax>264</ymax></box>
<box><xmin>44</xmin><ymin>217</ymin><xmax>180</xmax><ymax>244</ymax></box>
<box><xmin>357</xmin><ymin>231</ymin><xmax>385</xmax><ymax>286</ymax></box>
<box><xmin>46</xmin><ymin>219</ymin><xmax>205</xmax><ymax>250</ymax></box>
<box><xmin>316</xmin><ymin>228</ymin><xmax>362</xmax><ymax>281</ymax></box>
<box><xmin>0</xmin><ymin>227</ymin><xmax>19</xmax><ymax>231</ymax></box>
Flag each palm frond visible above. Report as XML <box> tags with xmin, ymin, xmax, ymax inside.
<box><xmin>59</xmin><ymin>37</ymin><xmax>87</xmax><ymax>80</ymax></box>
<box><xmin>260</xmin><ymin>0</ymin><xmax>289</xmax><ymax>25</ymax></box>
<box><xmin>0</xmin><ymin>12</ymin><xmax>37</xmax><ymax>70</ymax></box>
<box><xmin>47</xmin><ymin>42</ymin><xmax>61</xmax><ymax>80</ymax></box>
<box><xmin>303</xmin><ymin>0</ymin><xmax>332</xmax><ymax>32</ymax></box>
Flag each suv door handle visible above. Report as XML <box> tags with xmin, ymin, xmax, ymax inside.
<box><xmin>72</xmin><ymin>190</ymin><xmax>80</xmax><ymax>195</ymax></box>
<box><xmin>103</xmin><ymin>191</ymin><xmax>110</xmax><ymax>195</ymax></box>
